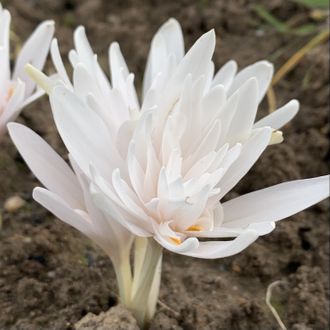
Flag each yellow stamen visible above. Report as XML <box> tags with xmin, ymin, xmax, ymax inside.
<box><xmin>186</xmin><ymin>225</ymin><xmax>203</xmax><ymax>232</ymax></box>
<box><xmin>269</xmin><ymin>130</ymin><xmax>283</xmax><ymax>145</ymax></box>
<box><xmin>169</xmin><ymin>236</ymin><xmax>181</xmax><ymax>245</ymax></box>
<box><xmin>25</xmin><ymin>64</ymin><xmax>52</xmax><ymax>94</ymax></box>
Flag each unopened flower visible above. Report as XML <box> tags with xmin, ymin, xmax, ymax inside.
<box><xmin>9</xmin><ymin>18</ymin><xmax>329</xmax><ymax>327</ymax></box>
<box><xmin>0</xmin><ymin>3</ymin><xmax>54</xmax><ymax>138</ymax></box>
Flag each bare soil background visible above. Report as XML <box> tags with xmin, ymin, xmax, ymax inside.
<box><xmin>0</xmin><ymin>0</ymin><xmax>329</xmax><ymax>329</ymax></box>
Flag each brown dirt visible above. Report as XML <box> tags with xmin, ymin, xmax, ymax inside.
<box><xmin>0</xmin><ymin>0</ymin><xmax>329</xmax><ymax>329</ymax></box>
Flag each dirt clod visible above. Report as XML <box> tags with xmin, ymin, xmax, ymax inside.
<box><xmin>74</xmin><ymin>305</ymin><xmax>139</xmax><ymax>330</ymax></box>
<box><xmin>3</xmin><ymin>195</ymin><xmax>26</xmax><ymax>213</ymax></box>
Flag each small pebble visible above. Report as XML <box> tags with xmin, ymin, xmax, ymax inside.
<box><xmin>23</xmin><ymin>237</ymin><xmax>32</xmax><ymax>243</ymax></box>
<box><xmin>232</xmin><ymin>264</ymin><xmax>241</xmax><ymax>273</ymax></box>
<box><xmin>255</xmin><ymin>29</ymin><xmax>265</xmax><ymax>37</ymax></box>
<box><xmin>47</xmin><ymin>271</ymin><xmax>56</xmax><ymax>278</ymax></box>
<box><xmin>4</xmin><ymin>196</ymin><xmax>26</xmax><ymax>213</ymax></box>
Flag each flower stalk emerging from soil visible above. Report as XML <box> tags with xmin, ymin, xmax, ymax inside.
<box><xmin>0</xmin><ymin>3</ymin><xmax>54</xmax><ymax>139</ymax></box>
<box><xmin>8</xmin><ymin>18</ymin><xmax>329</xmax><ymax>328</ymax></box>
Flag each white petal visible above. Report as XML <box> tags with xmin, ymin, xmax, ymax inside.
<box><xmin>109</xmin><ymin>42</ymin><xmax>130</xmax><ymax>86</ymax></box>
<box><xmin>0</xmin><ymin>8</ymin><xmax>11</xmax><ymax>88</ymax></box>
<box><xmin>226</xmin><ymin>78</ymin><xmax>259</xmax><ymax>143</ymax></box>
<box><xmin>172</xmin><ymin>29</ymin><xmax>215</xmax><ymax>86</ymax></box>
<box><xmin>13</xmin><ymin>20</ymin><xmax>54</xmax><ymax>97</ymax></box>
<box><xmin>248</xmin><ymin>222</ymin><xmax>276</xmax><ymax>235</ymax></box>
<box><xmin>153</xmin><ymin>225</ymin><xmax>199</xmax><ymax>253</ymax></box>
<box><xmin>229</xmin><ymin>61</ymin><xmax>274</xmax><ymax>103</ymax></box>
<box><xmin>127</xmin><ymin>141</ymin><xmax>145</xmax><ymax>201</ymax></box>
<box><xmin>184</xmin><ymin>151</ymin><xmax>217</xmax><ymax>180</ymax></box>
<box><xmin>254</xmin><ymin>99</ymin><xmax>299</xmax><ymax>129</ymax></box>
<box><xmin>0</xmin><ymin>80</ymin><xmax>25</xmax><ymax>134</ymax></box>
<box><xmin>201</xmin><ymin>85</ymin><xmax>226</xmax><ymax>128</ymax></box>
<box><xmin>218</xmin><ymin>143</ymin><xmax>242</xmax><ymax>173</ymax></box>
<box><xmin>112</xmin><ymin>169</ymin><xmax>152</xmax><ymax>230</ymax></box>
<box><xmin>73</xmin><ymin>26</ymin><xmax>94</xmax><ymax>68</ymax></box>
<box><xmin>216</xmin><ymin>90</ymin><xmax>240</xmax><ymax>146</ymax></box>
<box><xmin>77</xmin><ymin>172</ymin><xmax>132</xmax><ymax>252</ymax></box>
<box><xmin>73</xmin><ymin>26</ymin><xmax>112</xmax><ymax>99</ymax></box>
<box><xmin>19</xmin><ymin>87</ymin><xmax>45</xmax><ymax>109</ymax></box>
<box><xmin>33</xmin><ymin>187</ymin><xmax>92</xmax><ymax>236</ymax></box>
<box><xmin>223</xmin><ymin>175</ymin><xmax>330</xmax><ymax>228</ymax></box>
<box><xmin>190</xmin><ymin>222</ymin><xmax>275</xmax><ymax>238</ymax></box>
<box><xmin>157</xmin><ymin>18</ymin><xmax>184</xmax><ymax>62</ymax></box>
<box><xmin>143</xmin><ymin>18</ymin><xmax>184</xmax><ymax>96</ymax></box>
<box><xmin>143</xmin><ymin>138</ymin><xmax>160</xmax><ymax>200</ymax></box>
<box><xmin>8</xmin><ymin>123</ymin><xmax>84</xmax><ymax>209</ymax></box>
<box><xmin>90</xmin><ymin>182</ymin><xmax>151</xmax><ymax>237</ymax></box>
<box><xmin>174</xmin><ymin>185</ymin><xmax>213</xmax><ymax>231</ymax></box>
<box><xmin>212</xmin><ymin>60</ymin><xmax>237</xmax><ymax>91</ymax></box>
<box><xmin>49</xmin><ymin>85</ymin><xmax>119</xmax><ymax>180</ymax></box>
<box><xmin>109</xmin><ymin>43</ymin><xmax>139</xmax><ymax>111</ymax></box>
<box><xmin>166</xmin><ymin>148</ymin><xmax>183</xmax><ymax>183</ymax></box>
<box><xmin>0</xmin><ymin>7</ymin><xmax>10</xmax><ymax>52</ymax></box>
<box><xmin>181</xmin><ymin>230</ymin><xmax>258</xmax><ymax>259</ymax></box>
<box><xmin>184</xmin><ymin>119</ymin><xmax>221</xmax><ymax>170</ymax></box>
<box><xmin>68</xmin><ymin>49</ymin><xmax>79</xmax><ymax>67</ymax></box>
<box><xmin>219</xmin><ymin>127</ymin><xmax>272</xmax><ymax>198</ymax></box>
<box><xmin>50</xmin><ymin>39</ymin><xmax>72</xmax><ymax>87</ymax></box>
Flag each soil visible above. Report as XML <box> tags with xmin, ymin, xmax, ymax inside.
<box><xmin>0</xmin><ymin>0</ymin><xmax>329</xmax><ymax>329</ymax></box>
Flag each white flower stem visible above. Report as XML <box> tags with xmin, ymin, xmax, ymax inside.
<box><xmin>110</xmin><ymin>237</ymin><xmax>163</xmax><ymax>327</ymax></box>
<box><xmin>132</xmin><ymin>236</ymin><xmax>148</xmax><ymax>296</ymax></box>
<box><xmin>112</xmin><ymin>249</ymin><xmax>132</xmax><ymax>306</ymax></box>
<box><xmin>129</xmin><ymin>237</ymin><xmax>163</xmax><ymax>328</ymax></box>
<box><xmin>145</xmin><ymin>252</ymin><xmax>162</xmax><ymax>322</ymax></box>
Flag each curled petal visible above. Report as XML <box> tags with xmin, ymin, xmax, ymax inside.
<box><xmin>153</xmin><ymin>222</ymin><xmax>200</xmax><ymax>253</ymax></box>
<box><xmin>181</xmin><ymin>230</ymin><xmax>259</xmax><ymax>259</ymax></box>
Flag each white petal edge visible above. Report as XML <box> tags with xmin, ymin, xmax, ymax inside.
<box><xmin>181</xmin><ymin>230</ymin><xmax>259</xmax><ymax>259</ymax></box>
<box><xmin>228</xmin><ymin>60</ymin><xmax>274</xmax><ymax>103</ymax></box>
<box><xmin>223</xmin><ymin>175</ymin><xmax>330</xmax><ymax>228</ymax></box>
<box><xmin>254</xmin><ymin>99</ymin><xmax>299</xmax><ymax>130</ymax></box>
<box><xmin>33</xmin><ymin>187</ymin><xmax>92</xmax><ymax>235</ymax></box>
<box><xmin>8</xmin><ymin>123</ymin><xmax>84</xmax><ymax>209</ymax></box>
<box><xmin>219</xmin><ymin>127</ymin><xmax>272</xmax><ymax>198</ymax></box>
<box><xmin>212</xmin><ymin>60</ymin><xmax>237</xmax><ymax>91</ymax></box>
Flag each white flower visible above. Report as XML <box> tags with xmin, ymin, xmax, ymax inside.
<box><xmin>9</xmin><ymin>17</ymin><xmax>329</xmax><ymax>326</ymax></box>
<box><xmin>0</xmin><ymin>3</ymin><xmax>54</xmax><ymax>138</ymax></box>
<box><xmin>25</xmin><ymin>18</ymin><xmax>328</xmax><ymax>258</ymax></box>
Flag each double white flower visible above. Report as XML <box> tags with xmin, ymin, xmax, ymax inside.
<box><xmin>8</xmin><ymin>18</ymin><xmax>329</xmax><ymax>326</ymax></box>
<box><xmin>0</xmin><ymin>4</ymin><xmax>54</xmax><ymax>138</ymax></box>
